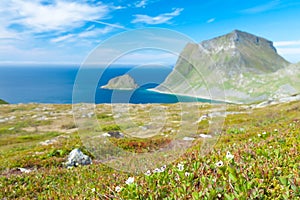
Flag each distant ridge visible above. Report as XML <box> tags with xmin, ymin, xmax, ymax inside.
<box><xmin>155</xmin><ymin>30</ymin><xmax>300</xmax><ymax>103</ymax></box>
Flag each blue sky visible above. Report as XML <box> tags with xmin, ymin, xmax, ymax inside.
<box><xmin>1</xmin><ymin>0</ymin><xmax>300</xmax><ymax>65</ymax></box>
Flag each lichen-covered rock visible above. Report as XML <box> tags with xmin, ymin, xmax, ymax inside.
<box><xmin>108</xmin><ymin>131</ymin><xmax>124</xmax><ymax>138</ymax></box>
<box><xmin>65</xmin><ymin>148</ymin><xmax>92</xmax><ymax>167</ymax></box>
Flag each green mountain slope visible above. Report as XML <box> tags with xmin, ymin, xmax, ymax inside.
<box><xmin>0</xmin><ymin>99</ymin><xmax>8</xmax><ymax>104</ymax></box>
<box><xmin>155</xmin><ymin>30</ymin><xmax>299</xmax><ymax>103</ymax></box>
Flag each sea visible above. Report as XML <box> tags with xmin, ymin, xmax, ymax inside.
<box><xmin>0</xmin><ymin>65</ymin><xmax>212</xmax><ymax>104</ymax></box>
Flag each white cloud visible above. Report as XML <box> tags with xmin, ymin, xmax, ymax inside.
<box><xmin>241</xmin><ymin>0</ymin><xmax>280</xmax><ymax>14</ymax></box>
<box><xmin>51</xmin><ymin>34</ymin><xmax>75</xmax><ymax>43</ymax></box>
<box><xmin>50</xmin><ymin>26</ymin><xmax>114</xmax><ymax>43</ymax></box>
<box><xmin>0</xmin><ymin>27</ymin><xmax>19</xmax><ymax>39</ymax></box>
<box><xmin>277</xmin><ymin>48</ymin><xmax>300</xmax><ymax>63</ymax></box>
<box><xmin>277</xmin><ymin>47</ymin><xmax>300</xmax><ymax>55</ymax></box>
<box><xmin>7</xmin><ymin>0</ymin><xmax>109</xmax><ymax>33</ymax></box>
<box><xmin>91</xmin><ymin>20</ymin><xmax>129</xmax><ymax>30</ymax></box>
<box><xmin>114</xmin><ymin>51</ymin><xmax>177</xmax><ymax>65</ymax></box>
<box><xmin>132</xmin><ymin>8</ymin><xmax>184</xmax><ymax>25</ymax></box>
<box><xmin>274</xmin><ymin>40</ymin><xmax>300</xmax><ymax>47</ymax></box>
<box><xmin>78</xmin><ymin>27</ymin><xmax>114</xmax><ymax>38</ymax></box>
<box><xmin>274</xmin><ymin>40</ymin><xmax>300</xmax><ymax>62</ymax></box>
<box><xmin>207</xmin><ymin>18</ymin><xmax>215</xmax><ymax>23</ymax></box>
<box><xmin>0</xmin><ymin>0</ymin><xmax>123</xmax><ymax>64</ymax></box>
<box><xmin>135</xmin><ymin>0</ymin><xmax>147</xmax><ymax>8</ymax></box>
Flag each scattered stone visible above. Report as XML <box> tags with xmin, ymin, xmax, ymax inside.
<box><xmin>39</xmin><ymin>139</ymin><xmax>57</xmax><ymax>146</ymax></box>
<box><xmin>18</xmin><ymin>167</ymin><xmax>32</xmax><ymax>173</ymax></box>
<box><xmin>194</xmin><ymin>114</ymin><xmax>208</xmax><ymax>124</ymax></box>
<box><xmin>107</xmin><ymin>131</ymin><xmax>124</xmax><ymax>138</ymax></box>
<box><xmin>39</xmin><ymin>135</ymin><xmax>69</xmax><ymax>145</ymax></box>
<box><xmin>65</xmin><ymin>148</ymin><xmax>92</xmax><ymax>167</ymax></box>
<box><xmin>183</xmin><ymin>137</ymin><xmax>195</xmax><ymax>141</ymax></box>
<box><xmin>9</xmin><ymin>116</ymin><xmax>16</xmax><ymax>120</ymax></box>
<box><xmin>0</xmin><ymin>116</ymin><xmax>16</xmax><ymax>123</ymax></box>
<box><xmin>199</xmin><ymin>134</ymin><xmax>212</xmax><ymax>138</ymax></box>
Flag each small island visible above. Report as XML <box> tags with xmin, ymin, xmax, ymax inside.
<box><xmin>101</xmin><ymin>74</ymin><xmax>139</xmax><ymax>90</ymax></box>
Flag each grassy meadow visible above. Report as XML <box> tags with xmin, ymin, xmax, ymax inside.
<box><xmin>0</xmin><ymin>101</ymin><xmax>299</xmax><ymax>199</ymax></box>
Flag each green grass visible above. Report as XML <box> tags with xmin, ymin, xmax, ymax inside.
<box><xmin>0</xmin><ymin>101</ymin><xmax>300</xmax><ymax>199</ymax></box>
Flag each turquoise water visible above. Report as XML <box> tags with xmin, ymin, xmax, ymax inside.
<box><xmin>0</xmin><ymin>65</ymin><xmax>211</xmax><ymax>104</ymax></box>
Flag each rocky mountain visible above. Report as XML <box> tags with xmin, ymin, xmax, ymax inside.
<box><xmin>155</xmin><ymin>30</ymin><xmax>299</xmax><ymax>103</ymax></box>
<box><xmin>101</xmin><ymin>74</ymin><xmax>138</xmax><ymax>90</ymax></box>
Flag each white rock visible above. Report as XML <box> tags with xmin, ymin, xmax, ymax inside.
<box><xmin>39</xmin><ymin>139</ymin><xmax>57</xmax><ymax>146</ymax></box>
<box><xmin>183</xmin><ymin>137</ymin><xmax>195</xmax><ymax>141</ymax></box>
<box><xmin>102</xmin><ymin>133</ymin><xmax>111</xmax><ymax>137</ymax></box>
<box><xmin>65</xmin><ymin>148</ymin><xmax>92</xmax><ymax>167</ymax></box>
<box><xmin>18</xmin><ymin>168</ymin><xmax>32</xmax><ymax>173</ymax></box>
<box><xmin>199</xmin><ymin>134</ymin><xmax>212</xmax><ymax>138</ymax></box>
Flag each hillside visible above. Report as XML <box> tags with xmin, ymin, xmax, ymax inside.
<box><xmin>0</xmin><ymin>99</ymin><xmax>8</xmax><ymax>104</ymax></box>
<box><xmin>101</xmin><ymin>74</ymin><xmax>138</xmax><ymax>90</ymax></box>
<box><xmin>0</xmin><ymin>101</ymin><xmax>299</xmax><ymax>199</ymax></box>
<box><xmin>155</xmin><ymin>30</ymin><xmax>299</xmax><ymax>103</ymax></box>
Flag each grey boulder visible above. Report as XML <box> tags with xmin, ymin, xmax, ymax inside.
<box><xmin>65</xmin><ymin>148</ymin><xmax>92</xmax><ymax>167</ymax></box>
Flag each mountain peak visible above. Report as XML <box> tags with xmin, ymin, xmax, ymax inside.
<box><xmin>199</xmin><ymin>30</ymin><xmax>284</xmax><ymax>63</ymax></box>
<box><xmin>155</xmin><ymin>30</ymin><xmax>295</xmax><ymax>103</ymax></box>
<box><xmin>230</xmin><ymin>29</ymin><xmax>250</xmax><ymax>40</ymax></box>
<box><xmin>226</xmin><ymin>30</ymin><xmax>277</xmax><ymax>52</ymax></box>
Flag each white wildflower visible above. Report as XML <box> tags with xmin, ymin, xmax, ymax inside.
<box><xmin>144</xmin><ymin>170</ymin><xmax>151</xmax><ymax>176</ymax></box>
<box><xmin>125</xmin><ymin>177</ymin><xmax>134</xmax><ymax>185</ymax></box>
<box><xmin>115</xmin><ymin>186</ymin><xmax>122</xmax><ymax>192</ymax></box>
<box><xmin>215</xmin><ymin>161</ymin><xmax>223</xmax><ymax>167</ymax></box>
<box><xmin>91</xmin><ymin>188</ymin><xmax>96</xmax><ymax>193</ymax></box>
<box><xmin>185</xmin><ymin>172</ymin><xmax>190</xmax><ymax>177</ymax></box>
<box><xmin>262</xmin><ymin>131</ymin><xmax>266</xmax><ymax>135</ymax></box>
<box><xmin>274</xmin><ymin>129</ymin><xmax>278</xmax><ymax>132</ymax></box>
<box><xmin>226</xmin><ymin>151</ymin><xmax>234</xmax><ymax>160</ymax></box>
<box><xmin>257</xmin><ymin>133</ymin><xmax>261</xmax><ymax>137</ymax></box>
<box><xmin>153</xmin><ymin>168</ymin><xmax>161</xmax><ymax>173</ymax></box>
<box><xmin>177</xmin><ymin>163</ymin><xmax>184</xmax><ymax>171</ymax></box>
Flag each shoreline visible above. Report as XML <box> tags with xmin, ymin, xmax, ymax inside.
<box><xmin>147</xmin><ymin>88</ymin><xmax>237</xmax><ymax>104</ymax></box>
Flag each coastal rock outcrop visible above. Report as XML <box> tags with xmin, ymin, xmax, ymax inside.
<box><xmin>101</xmin><ymin>74</ymin><xmax>138</xmax><ymax>90</ymax></box>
